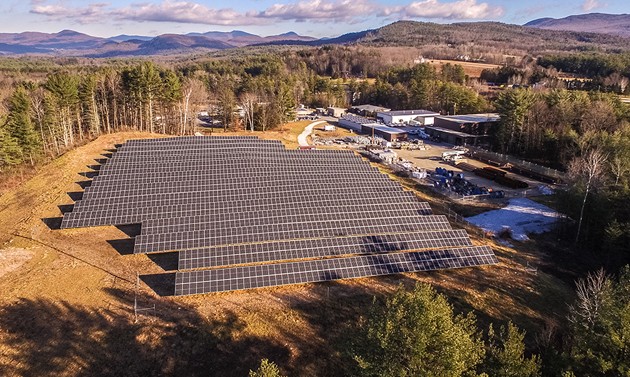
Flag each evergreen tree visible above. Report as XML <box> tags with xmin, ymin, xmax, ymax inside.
<box><xmin>484</xmin><ymin>322</ymin><xmax>541</xmax><ymax>377</ymax></box>
<box><xmin>354</xmin><ymin>283</ymin><xmax>485</xmax><ymax>377</ymax></box>
<box><xmin>5</xmin><ymin>86</ymin><xmax>39</xmax><ymax>164</ymax></box>
<box><xmin>0</xmin><ymin>126</ymin><xmax>23</xmax><ymax>170</ymax></box>
<box><xmin>248</xmin><ymin>359</ymin><xmax>284</xmax><ymax>377</ymax></box>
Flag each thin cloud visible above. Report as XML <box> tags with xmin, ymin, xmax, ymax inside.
<box><xmin>111</xmin><ymin>1</ymin><xmax>263</xmax><ymax>26</ymax></box>
<box><xmin>258</xmin><ymin>0</ymin><xmax>377</xmax><ymax>23</ymax></box>
<box><xmin>384</xmin><ymin>0</ymin><xmax>504</xmax><ymax>20</ymax></box>
<box><xmin>31</xmin><ymin>2</ymin><xmax>109</xmax><ymax>24</ymax></box>
<box><xmin>582</xmin><ymin>0</ymin><xmax>602</xmax><ymax>12</ymax></box>
<box><xmin>29</xmin><ymin>0</ymin><xmax>505</xmax><ymax>26</ymax></box>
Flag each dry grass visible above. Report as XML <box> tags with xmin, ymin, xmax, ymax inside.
<box><xmin>427</xmin><ymin>59</ymin><xmax>501</xmax><ymax>78</ymax></box>
<box><xmin>0</xmin><ymin>131</ymin><xmax>574</xmax><ymax>376</ymax></box>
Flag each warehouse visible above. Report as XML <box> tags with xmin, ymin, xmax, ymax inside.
<box><xmin>377</xmin><ymin>109</ymin><xmax>440</xmax><ymax>125</ymax></box>
<box><xmin>361</xmin><ymin>124</ymin><xmax>408</xmax><ymax>142</ymax></box>
<box><xmin>351</xmin><ymin>104</ymin><xmax>391</xmax><ymax>117</ymax></box>
<box><xmin>433</xmin><ymin>113</ymin><xmax>500</xmax><ymax>135</ymax></box>
<box><xmin>424</xmin><ymin>126</ymin><xmax>487</xmax><ymax>146</ymax></box>
<box><xmin>338</xmin><ymin>114</ymin><xmax>372</xmax><ymax>132</ymax></box>
<box><xmin>327</xmin><ymin>106</ymin><xmax>347</xmax><ymax>117</ymax></box>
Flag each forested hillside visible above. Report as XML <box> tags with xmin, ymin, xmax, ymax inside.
<box><xmin>350</xmin><ymin>21</ymin><xmax>630</xmax><ymax>64</ymax></box>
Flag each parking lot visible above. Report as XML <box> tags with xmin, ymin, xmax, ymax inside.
<box><xmin>393</xmin><ymin>140</ymin><xmax>551</xmax><ymax>196</ymax></box>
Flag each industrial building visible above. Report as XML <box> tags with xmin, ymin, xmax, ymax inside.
<box><xmin>327</xmin><ymin>106</ymin><xmax>346</xmax><ymax>117</ymax></box>
<box><xmin>377</xmin><ymin>110</ymin><xmax>440</xmax><ymax>125</ymax></box>
<box><xmin>338</xmin><ymin>114</ymin><xmax>408</xmax><ymax>141</ymax></box>
<box><xmin>433</xmin><ymin>113</ymin><xmax>500</xmax><ymax>136</ymax></box>
<box><xmin>338</xmin><ymin>114</ymin><xmax>373</xmax><ymax>132</ymax></box>
<box><xmin>424</xmin><ymin>126</ymin><xmax>488</xmax><ymax>146</ymax></box>
<box><xmin>361</xmin><ymin>124</ymin><xmax>408</xmax><ymax>142</ymax></box>
<box><xmin>351</xmin><ymin>104</ymin><xmax>391</xmax><ymax>117</ymax></box>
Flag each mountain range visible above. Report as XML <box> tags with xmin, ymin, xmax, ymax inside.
<box><xmin>1</xmin><ymin>13</ymin><xmax>629</xmax><ymax>57</ymax></box>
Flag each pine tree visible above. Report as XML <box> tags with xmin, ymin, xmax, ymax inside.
<box><xmin>0</xmin><ymin>126</ymin><xmax>23</xmax><ymax>170</ymax></box>
<box><xmin>354</xmin><ymin>283</ymin><xmax>485</xmax><ymax>377</ymax></box>
<box><xmin>5</xmin><ymin>86</ymin><xmax>39</xmax><ymax>164</ymax></box>
<box><xmin>248</xmin><ymin>359</ymin><xmax>284</xmax><ymax>377</ymax></box>
<box><xmin>484</xmin><ymin>322</ymin><xmax>541</xmax><ymax>377</ymax></box>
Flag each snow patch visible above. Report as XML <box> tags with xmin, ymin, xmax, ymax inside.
<box><xmin>466</xmin><ymin>198</ymin><xmax>560</xmax><ymax>241</ymax></box>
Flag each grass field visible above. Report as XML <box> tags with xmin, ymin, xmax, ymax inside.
<box><xmin>426</xmin><ymin>59</ymin><xmax>501</xmax><ymax>78</ymax></box>
<box><xmin>0</xmin><ymin>130</ymin><xmax>575</xmax><ymax>376</ymax></box>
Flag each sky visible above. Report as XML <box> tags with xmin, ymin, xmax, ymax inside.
<box><xmin>0</xmin><ymin>0</ymin><xmax>628</xmax><ymax>38</ymax></box>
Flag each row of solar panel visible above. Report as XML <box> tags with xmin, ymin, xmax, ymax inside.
<box><xmin>98</xmin><ymin>155</ymin><xmax>372</xmax><ymax>168</ymax></box>
<box><xmin>125</xmin><ymin>136</ymin><xmax>262</xmax><ymax>143</ymax></box>
<box><xmin>81</xmin><ymin>178</ymin><xmax>400</xmax><ymax>200</ymax></box>
<box><xmin>134</xmin><ymin>216</ymin><xmax>453</xmax><ymax>253</ymax></box>
<box><xmin>112</xmin><ymin>148</ymin><xmax>291</xmax><ymax>157</ymax></box>
<box><xmin>86</xmin><ymin>170</ymin><xmax>393</xmax><ymax>186</ymax></box>
<box><xmin>61</xmin><ymin>196</ymin><xmax>430</xmax><ymax>227</ymax></box>
<box><xmin>117</xmin><ymin>145</ymin><xmax>353</xmax><ymax>153</ymax></box>
<box><xmin>88</xmin><ymin>170</ymin><xmax>385</xmax><ymax>187</ymax></box>
<box><xmin>98</xmin><ymin>162</ymin><xmax>375</xmax><ymax>179</ymax></box>
<box><xmin>105</xmin><ymin>154</ymin><xmax>364</xmax><ymax>164</ymax></box>
<box><xmin>138</xmin><ymin>212</ymin><xmax>448</xmax><ymax>238</ymax></box>
<box><xmin>173</xmin><ymin>246</ymin><xmax>498</xmax><ymax>295</ymax></box>
<box><xmin>140</xmin><ymin>209</ymin><xmax>437</xmax><ymax>236</ymax></box>
<box><xmin>65</xmin><ymin>189</ymin><xmax>422</xmax><ymax>216</ymax></box>
<box><xmin>113</xmin><ymin>144</ymin><xmax>347</xmax><ymax>153</ymax></box>
<box><xmin>119</xmin><ymin>140</ymin><xmax>284</xmax><ymax>149</ymax></box>
<box><xmin>140</xmin><ymin>202</ymin><xmax>433</xmax><ymax>228</ymax></box>
<box><xmin>71</xmin><ymin>186</ymin><xmax>411</xmax><ymax>210</ymax></box>
<box><xmin>178</xmin><ymin>229</ymin><xmax>473</xmax><ymax>269</ymax></box>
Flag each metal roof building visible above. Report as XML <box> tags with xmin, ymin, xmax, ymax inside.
<box><xmin>377</xmin><ymin>109</ymin><xmax>440</xmax><ymax>125</ymax></box>
<box><xmin>434</xmin><ymin>113</ymin><xmax>500</xmax><ymax>136</ymax></box>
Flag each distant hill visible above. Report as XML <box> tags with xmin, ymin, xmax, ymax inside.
<box><xmin>2</xmin><ymin>20</ymin><xmax>630</xmax><ymax>57</ymax></box>
<box><xmin>0</xmin><ymin>29</ymin><xmax>106</xmax><ymax>51</ymax></box>
<box><xmin>525</xmin><ymin>13</ymin><xmax>630</xmax><ymax>38</ymax></box>
<box><xmin>0</xmin><ymin>29</ymin><xmax>317</xmax><ymax>56</ymax></box>
<box><xmin>108</xmin><ymin>34</ymin><xmax>153</xmax><ymax>43</ymax></box>
<box><xmin>343</xmin><ymin>20</ymin><xmax>630</xmax><ymax>53</ymax></box>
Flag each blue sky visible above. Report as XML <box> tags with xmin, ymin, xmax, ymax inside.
<box><xmin>0</xmin><ymin>0</ymin><xmax>628</xmax><ymax>38</ymax></box>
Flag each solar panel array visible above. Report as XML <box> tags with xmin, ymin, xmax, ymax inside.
<box><xmin>61</xmin><ymin>136</ymin><xmax>498</xmax><ymax>295</ymax></box>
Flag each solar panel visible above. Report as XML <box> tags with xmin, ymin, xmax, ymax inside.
<box><xmin>60</xmin><ymin>135</ymin><xmax>498</xmax><ymax>295</ymax></box>
<box><xmin>178</xmin><ymin>230</ymin><xmax>474</xmax><ymax>269</ymax></box>
<box><xmin>174</xmin><ymin>246</ymin><xmax>498</xmax><ymax>295</ymax></box>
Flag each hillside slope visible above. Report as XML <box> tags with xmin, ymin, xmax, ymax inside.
<box><xmin>0</xmin><ymin>131</ymin><xmax>573</xmax><ymax>376</ymax></box>
<box><xmin>525</xmin><ymin>13</ymin><xmax>630</xmax><ymax>38</ymax></box>
<box><xmin>351</xmin><ymin>20</ymin><xmax>630</xmax><ymax>53</ymax></box>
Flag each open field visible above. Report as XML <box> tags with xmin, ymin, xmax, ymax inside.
<box><xmin>426</xmin><ymin>59</ymin><xmax>501</xmax><ymax>78</ymax></box>
<box><xmin>0</xmin><ymin>131</ymin><xmax>575</xmax><ymax>376</ymax></box>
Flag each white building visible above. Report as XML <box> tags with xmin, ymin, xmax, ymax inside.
<box><xmin>377</xmin><ymin>110</ymin><xmax>440</xmax><ymax>126</ymax></box>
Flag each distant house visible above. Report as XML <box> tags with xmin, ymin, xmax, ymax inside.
<box><xmin>377</xmin><ymin>109</ymin><xmax>440</xmax><ymax>126</ymax></box>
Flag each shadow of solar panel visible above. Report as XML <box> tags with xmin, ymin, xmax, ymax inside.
<box><xmin>173</xmin><ymin>246</ymin><xmax>498</xmax><ymax>295</ymax></box>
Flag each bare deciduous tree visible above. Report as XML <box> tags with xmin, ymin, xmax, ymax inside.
<box><xmin>568</xmin><ymin>149</ymin><xmax>608</xmax><ymax>244</ymax></box>
<box><xmin>240</xmin><ymin>93</ymin><xmax>257</xmax><ymax>132</ymax></box>
<box><xmin>609</xmin><ymin>155</ymin><xmax>629</xmax><ymax>186</ymax></box>
<box><xmin>568</xmin><ymin>269</ymin><xmax>609</xmax><ymax>328</ymax></box>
